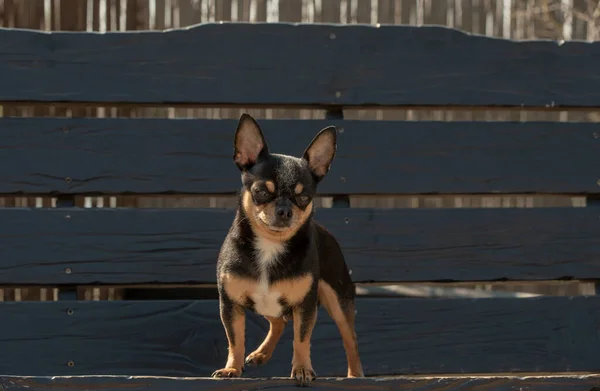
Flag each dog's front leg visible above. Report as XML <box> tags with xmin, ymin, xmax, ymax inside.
<box><xmin>245</xmin><ymin>315</ymin><xmax>287</xmax><ymax>367</ymax></box>
<box><xmin>291</xmin><ymin>290</ymin><xmax>318</xmax><ymax>386</ymax></box>
<box><xmin>212</xmin><ymin>294</ymin><xmax>245</xmax><ymax>378</ymax></box>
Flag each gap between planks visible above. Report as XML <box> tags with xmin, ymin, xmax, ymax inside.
<box><xmin>3</xmin><ymin>101</ymin><xmax>600</xmax><ymax>112</ymax></box>
<box><xmin>0</xmin><ymin>194</ymin><xmax>589</xmax><ymax>209</ymax></box>
<box><xmin>2</xmin><ymin>281</ymin><xmax>595</xmax><ymax>302</ymax></box>
<box><xmin>2</xmin><ymin>104</ymin><xmax>600</xmax><ymax>124</ymax></box>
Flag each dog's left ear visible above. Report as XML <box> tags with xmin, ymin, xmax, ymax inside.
<box><xmin>302</xmin><ymin>126</ymin><xmax>337</xmax><ymax>182</ymax></box>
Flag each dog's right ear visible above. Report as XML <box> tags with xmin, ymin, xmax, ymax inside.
<box><xmin>233</xmin><ymin>113</ymin><xmax>269</xmax><ymax>171</ymax></box>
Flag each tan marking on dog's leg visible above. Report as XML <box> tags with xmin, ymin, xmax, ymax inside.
<box><xmin>245</xmin><ymin>316</ymin><xmax>287</xmax><ymax>366</ymax></box>
<box><xmin>318</xmin><ymin>281</ymin><xmax>364</xmax><ymax>378</ymax></box>
<box><xmin>212</xmin><ymin>307</ymin><xmax>245</xmax><ymax>378</ymax></box>
<box><xmin>221</xmin><ymin>273</ymin><xmax>257</xmax><ymax>305</ymax></box>
<box><xmin>291</xmin><ymin>306</ymin><xmax>317</xmax><ymax>386</ymax></box>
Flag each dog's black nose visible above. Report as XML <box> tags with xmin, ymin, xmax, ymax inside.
<box><xmin>275</xmin><ymin>206</ymin><xmax>292</xmax><ymax>220</ymax></box>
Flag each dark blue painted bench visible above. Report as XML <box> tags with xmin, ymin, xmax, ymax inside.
<box><xmin>0</xmin><ymin>23</ymin><xmax>599</xmax><ymax>391</ymax></box>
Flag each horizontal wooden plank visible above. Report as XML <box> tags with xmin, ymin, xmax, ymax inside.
<box><xmin>2</xmin><ymin>24</ymin><xmax>600</xmax><ymax>107</ymax></box>
<box><xmin>2</xmin><ymin>207</ymin><xmax>600</xmax><ymax>285</ymax></box>
<box><xmin>1</xmin><ymin>118</ymin><xmax>599</xmax><ymax>194</ymax></box>
<box><xmin>3</xmin><ymin>375</ymin><xmax>600</xmax><ymax>391</ymax></box>
<box><xmin>0</xmin><ymin>297</ymin><xmax>599</xmax><ymax>377</ymax></box>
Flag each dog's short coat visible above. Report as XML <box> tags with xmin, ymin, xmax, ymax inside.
<box><xmin>212</xmin><ymin>114</ymin><xmax>364</xmax><ymax>386</ymax></box>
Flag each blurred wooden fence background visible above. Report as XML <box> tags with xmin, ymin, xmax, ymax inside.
<box><xmin>2</xmin><ymin>0</ymin><xmax>600</xmax><ymax>39</ymax></box>
<box><xmin>0</xmin><ymin>0</ymin><xmax>597</xmax><ymax>301</ymax></box>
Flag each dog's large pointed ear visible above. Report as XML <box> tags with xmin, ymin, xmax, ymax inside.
<box><xmin>302</xmin><ymin>126</ymin><xmax>337</xmax><ymax>182</ymax></box>
<box><xmin>234</xmin><ymin>113</ymin><xmax>269</xmax><ymax>171</ymax></box>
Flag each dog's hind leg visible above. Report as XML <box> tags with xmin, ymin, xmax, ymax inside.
<box><xmin>245</xmin><ymin>316</ymin><xmax>287</xmax><ymax>366</ymax></box>
<box><xmin>318</xmin><ymin>281</ymin><xmax>364</xmax><ymax>378</ymax></box>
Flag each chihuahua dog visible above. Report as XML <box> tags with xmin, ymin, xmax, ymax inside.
<box><xmin>212</xmin><ymin>114</ymin><xmax>364</xmax><ymax>386</ymax></box>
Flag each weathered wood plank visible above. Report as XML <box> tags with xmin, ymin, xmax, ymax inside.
<box><xmin>1</xmin><ymin>207</ymin><xmax>599</xmax><ymax>284</ymax></box>
<box><xmin>1</xmin><ymin>297</ymin><xmax>599</xmax><ymax>377</ymax></box>
<box><xmin>2</xmin><ymin>375</ymin><xmax>600</xmax><ymax>391</ymax></box>
<box><xmin>1</xmin><ymin>118</ymin><xmax>599</xmax><ymax>194</ymax></box>
<box><xmin>1</xmin><ymin>24</ymin><xmax>600</xmax><ymax>107</ymax></box>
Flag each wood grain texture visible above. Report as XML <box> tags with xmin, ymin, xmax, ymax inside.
<box><xmin>1</xmin><ymin>24</ymin><xmax>600</xmax><ymax>107</ymax></box>
<box><xmin>0</xmin><ymin>297</ymin><xmax>599</xmax><ymax>377</ymax></box>
<box><xmin>1</xmin><ymin>118</ymin><xmax>599</xmax><ymax>194</ymax></box>
<box><xmin>2</xmin><ymin>207</ymin><xmax>600</xmax><ymax>284</ymax></box>
<box><xmin>2</xmin><ymin>375</ymin><xmax>600</xmax><ymax>391</ymax></box>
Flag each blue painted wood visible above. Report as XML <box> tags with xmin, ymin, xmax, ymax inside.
<box><xmin>0</xmin><ymin>208</ymin><xmax>599</xmax><ymax>285</ymax></box>
<box><xmin>0</xmin><ymin>297</ymin><xmax>598</xmax><ymax>377</ymax></box>
<box><xmin>1</xmin><ymin>375</ymin><xmax>599</xmax><ymax>391</ymax></box>
<box><xmin>1</xmin><ymin>24</ymin><xmax>600</xmax><ymax>107</ymax></box>
<box><xmin>0</xmin><ymin>118</ymin><xmax>598</xmax><ymax>194</ymax></box>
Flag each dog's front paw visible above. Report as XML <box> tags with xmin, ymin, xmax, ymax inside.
<box><xmin>291</xmin><ymin>365</ymin><xmax>316</xmax><ymax>387</ymax></box>
<box><xmin>245</xmin><ymin>350</ymin><xmax>270</xmax><ymax>366</ymax></box>
<box><xmin>212</xmin><ymin>367</ymin><xmax>242</xmax><ymax>378</ymax></box>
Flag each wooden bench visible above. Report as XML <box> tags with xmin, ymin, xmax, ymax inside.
<box><xmin>1</xmin><ymin>23</ymin><xmax>600</xmax><ymax>391</ymax></box>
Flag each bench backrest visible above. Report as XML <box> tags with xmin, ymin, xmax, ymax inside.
<box><xmin>0</xmin><ymin>23</ymin><xmax>599</xmax><ymax>381</ymax></box>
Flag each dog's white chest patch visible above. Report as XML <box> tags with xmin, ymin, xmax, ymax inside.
<box><xmin>251</xmin><ymin>236</ymin><xmax>286</xmax><ymax>318</ymax></box>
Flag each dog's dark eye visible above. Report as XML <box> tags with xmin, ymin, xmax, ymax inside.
<box><xmin>254</xmin><ymin>189</ymin><xmax>270</xmax><ymax>201</ymax></box>
<box><xmin>254</xmin><ymin>188</ymin><xmax>269</xmax><ymax>199</ymax></box>
<box><xmin>297</xmin><ymin>194</ymin><xmax>310</xmax><ymax>203</ymax></box>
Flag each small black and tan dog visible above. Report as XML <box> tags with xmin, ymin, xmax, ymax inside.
<box><xmin>212</xmin><ymin>114</ymin><xmax>364</xmax><ymax>386</ymax></box>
